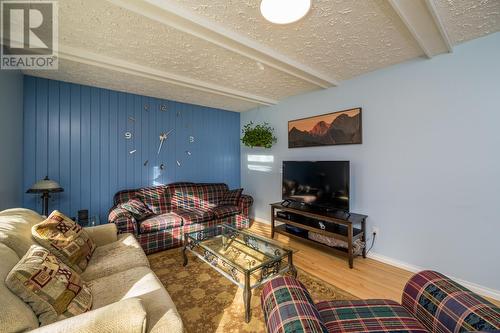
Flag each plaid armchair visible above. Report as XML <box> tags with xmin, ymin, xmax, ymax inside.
<box><xmin>261</xmin><ymin>271</ymin><xmax>500</xmax><ymax>333</ymax></box>
<box><xmin>108</xmin><ymin>182</ymin><xmax>253</xmax><ymax>254</ymax></box>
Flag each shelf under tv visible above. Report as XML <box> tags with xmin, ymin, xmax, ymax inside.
<box><xmin>270</xmin><ymin>202</ymin><xmax>367</xmax><ymax>268</ymax></box>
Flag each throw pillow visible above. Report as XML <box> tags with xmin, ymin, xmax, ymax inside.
<box><xmin>120</xmin><ymin>198</ymin><xmax>154</xmax><ymax>220</ymax></box>
<box><xmin>219</xmin><ymin>188</ymin><xmax>243</xmax><ymax>206</ymax></box>
<box><xmin>5</xmin><ymin>245</ymin><xmax>92</xmax><ymax>326</ymax></box>
<box><xmin>32</xmin><ymin>210</ymin><xmax>96</xmax><ymax>274</ymax></box>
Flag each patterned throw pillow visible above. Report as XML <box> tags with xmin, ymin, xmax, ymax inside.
<box><xmin>137</xmin><ymin>187</ymin><xmax>171</xmax><ymax>215</ymax></box>
<box><xmin>219</xmin><ymin>188</ymin><xmax>243</xmax><ymax>206</ymax></box>
<box><xmin>121</xmin><ymin>198</ymin><xmax>154</xmax><ymax>220</ymax></box>
<box><xmin>32</xmin><ymin>210</ymin><xmax>96</xmax><ymax>274</ymax></box>
<box><xmin>5</xmin><ymin>245</ymin><xmax>92</xmax><ymax>326</ymax></box>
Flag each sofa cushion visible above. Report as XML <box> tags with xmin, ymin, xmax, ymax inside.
<box><xmin>121</xmin><ymin>198</ymin><xmax>154</xmax><ymax>220</ymax></box>
<box><xmin>198</xmin><ymin>183</ymin><xmax>230</xmax><ymax>207</ymax></box>
<box><xmin>137</xmin><ymin>229</ymin><xmax>185</xmax><ymax>255</ymax></box>
<box><xmin>5</xmin><ymin>245</ymin><xmax>92</xmax><ymax>326</ymax></box>
<box><xmin>90</xmin><ymin>266</ymin><xmax>183</xmax><ymax>333</ymax></box>
<box><xmin>140</xmin><ymin>213</ymin><xmax>183</xmax><ymax>233</ymax></box>
<box><xmin>174</xmin><ymin>208</ymin><xmax>214</xmax><ymax>225</ymax></box>
<box><xmin>84</xmin><ymin>223</ymin><xmax>118</xmax><ymax>247</ymax></box>
<box><xmin>210</xmin><ymin>205</ymin><xmax>241</xmax><ymax>219</ymax></box>
<box><xmin>168</xmin><ymin>183</ymin><xmax>229</xmax><ymax>210</ymax></box>
<box><xmin>317</xmin><ymin>299</ymin><xmax>428</xmax><ymax>333</ymax></box>
<box><xmin>0</xmin><ymin>208</ymin><xmax>43</xmax><ymax>258</ymax></box>
<box><xmin>32</xmin><ymin>210</ymin><xmax>96</xmax><ymax>274</ymax></box>
<box><xmin>0</xmin><ymin>243</ymin><xmax>39</xmax><ymax>332</ymax></box>
<box><xmin>137</xmin><ymin>186</ymin><xmax>171</xmax><ymax>214</ymax></box>
<box><xmin>113</xmin><ymin>183</ymin><xmax>195</xmax><ymax>206</ymax></box>
<box><xmin>168</xmin><ymin>184</ymin><xmax>205</xmax><ymax>210</ymax></box>
<box><xmin>28</xmin><ymin>298</ymin><xmax>147</xmax><ymax>333</ymax></box>
<box><xmin>219</xmin><ymin>188</ymin><xmax>243</xmax><ymax>206</ymax></box>
<box><xmin>114</xmin><ymin>188</ymin><xmax>139</xmax><ymax>206</ymax></box>
<box><xmin>81</xmin><ymin>233</ymin><xmax>149</xmax><ymax>281</ymax></box>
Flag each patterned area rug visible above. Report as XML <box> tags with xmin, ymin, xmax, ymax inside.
<box><xmin>149</xmin><ymin>248</ymin><xmax>357</xmax><ymax>333</ymax></box>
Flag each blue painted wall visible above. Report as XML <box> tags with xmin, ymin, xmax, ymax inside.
<box><xmin>0</xmin><ymin>70</ymin><xmax>24</xmax><ymax>210</ymax></box>
<box><xmin>23</xmin><ymin>76</ymin><xmax>241</xmax><ymax>221</ymax></box>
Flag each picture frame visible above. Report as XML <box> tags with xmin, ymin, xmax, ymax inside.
<box><xmin>288</xmin><ymin>107</ymin><xmax>362</xmax><ymax>148</ymax></box>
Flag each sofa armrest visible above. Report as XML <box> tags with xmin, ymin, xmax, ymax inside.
<box><xmin>84</xmin><ymin>224</ymin><xmax>118</xmax><ymax>247</ymax></box>
<box><xmin>261</xmin><ymin>276</ymin><xmax>327</xmax><ymax>333</ymax></box>
<box><xmin>402</xmin><ymin>270</ymin><xmax>500</xmax><ymax>333</ymax></box>
<box><xmin>108</xmin><ymin>206</ymin><xmax>138</xmax><ymax>235</ymax></box>
<box><xmin>238</xmin><ymin>194</ymin><xmax>253</xmax><ymax>216</ymax></box>
<box><xmin>28</xmin><ymin>298</ymin><xmax>147</xmax><ymax>333</ymax></box>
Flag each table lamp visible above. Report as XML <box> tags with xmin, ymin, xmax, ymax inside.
<box><xmin>26</xmin><ymin>176</ymin><xmax>64</xmax><ymax>216</ymax></box>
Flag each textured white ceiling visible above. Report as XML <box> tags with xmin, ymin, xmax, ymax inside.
<box><xmin>58</xmin><ymin>0</ymin><xmax>318</xmax><ymax>101</ymax></box>
<box><xmin>434</xmin><ymin>0</ymin><xmax>500</xmax><ymax>44</ymax></box>
<box><xmin>24</xmin><ymin>59</ymin><xmax>260</xmax><ymax>112</ymax></box>
<box><xmin>22</xmin><ymin>0</ymin><xmax>500</xmax><ymax>112</ymax></box>
<box><xmin>173</xmin><ymin>0</ymin><xmax>424</xmax><ymax>80</ymax></box>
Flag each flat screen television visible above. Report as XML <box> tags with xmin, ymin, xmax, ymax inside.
<box><xmin>282</xmin><ymin>161</ymin><xmax>350</xmax><ymax>212</ymax></box>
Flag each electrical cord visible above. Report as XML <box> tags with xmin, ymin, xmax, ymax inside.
<box><xmin>364</xmin><ymin>232</ymin><xmax>376</xmax><ymax>256</ymax></box>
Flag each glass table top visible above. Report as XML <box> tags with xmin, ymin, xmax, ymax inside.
<box><xmin>184</xmin><ymin>225</ymin><xmax>294</xmax><ymax>287</ymax></box>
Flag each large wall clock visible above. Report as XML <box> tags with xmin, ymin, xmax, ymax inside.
<box><xmin>123</xmin><ymin>103</ymin><xmax>195</xmax><ymax>173</ymax></box>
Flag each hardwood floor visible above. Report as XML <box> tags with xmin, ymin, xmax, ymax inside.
<box><xmin>249</xmin><ymin>221</ymin><xmax>500</xmax><ymax>306</ymax></box>
<box><xmin>249</xmin><ymin>220</ymin><xmax>411</xmax><ymax>302</ymax></box>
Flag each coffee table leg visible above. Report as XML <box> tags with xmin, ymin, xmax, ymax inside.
<box><xmin>182</xmin><ymin>242</ymin><xmax>188</xmax><ymax>267</ymax></box>
<box><xmin>244</xmin><ymin>272</ymin><xmax>251</xmax><ymax>323</ymax></box>
<box><xmin>288</xmin><ymin>252</ymin><xmax>297</xmax><ymax>278</ymax></box>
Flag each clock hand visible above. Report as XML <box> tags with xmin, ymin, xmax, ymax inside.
<box><xmin>157</xmin><ymin>129</ymin><xmax>174</xmax><ymax>156</ymax></box>
<box><xmin>157</xmin><ymin>135</ymin><xmax>165</xmax><ymax>155</ymax></box>
<box><xmin>165</xmin><ymin>128</ymin><xmax>174</xmax><ymax>138</ymax></box>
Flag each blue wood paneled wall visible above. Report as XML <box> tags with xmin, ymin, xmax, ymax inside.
<box><xmin>23</xmin><ymin>76</ymin><xmax>241</xmax><ymax>222</ymax></box>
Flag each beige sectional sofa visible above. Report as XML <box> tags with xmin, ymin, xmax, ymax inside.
<box><xmin>0</xmin><ymin>208</ymin><xmax>184</xmax><ymax>333</ymax></box>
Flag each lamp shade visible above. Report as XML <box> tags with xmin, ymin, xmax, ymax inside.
<box><xmin>26</xmin><ymin>176</ymin><xmax>64</xmax><ymax>193</ymax></box>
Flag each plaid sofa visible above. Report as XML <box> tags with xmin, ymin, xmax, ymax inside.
<box><xmin>108</xmin><ymin>182</ymin><xmax>253</xmax><ymax>254</ymax></box>
<box><xmin>261</xmin><ymin>271</ymin><xmax>500</xmax><ymax>333</ymax></box>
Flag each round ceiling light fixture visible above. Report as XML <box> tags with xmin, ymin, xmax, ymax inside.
<box><xmin>260</xmin><ymin>0</ymin><xmax>311</xmax><ymax>25</ymax></box>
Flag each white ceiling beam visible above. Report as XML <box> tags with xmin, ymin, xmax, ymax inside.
<box><xmin>58</xmin><ymin>45</ymin><xmax>278</xmax><ymax>107</ymax></box>
<box><xmin>388</xmin><ymin>0</ymin><xmax>453</xmax><ymax>58</ymax></box>
<box><xmin>423</xmin><ymin>0</ymin><xmax>454</xmax><ymax>53</ymax></box>
<box><xmin>105</xmin><ymin>0</ymin><xmax>338</xmax><ymax>89</ymax></box>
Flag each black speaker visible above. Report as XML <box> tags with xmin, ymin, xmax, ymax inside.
<box><xmin>78</xmin><ymin>209</ymin><xmax>89</xmax><ymax>225</ymax></box>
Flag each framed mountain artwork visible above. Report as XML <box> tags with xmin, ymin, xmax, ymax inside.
<box><xmin>288</xmin><ymin>108</ymin><xmax>362</xmax><ymax>148</ymax></box>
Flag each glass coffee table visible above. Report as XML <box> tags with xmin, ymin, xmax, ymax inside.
<box><xmin>183</xmin><ymin>224</ymin><xmax>296</xmax><ymax>323</ymax></box>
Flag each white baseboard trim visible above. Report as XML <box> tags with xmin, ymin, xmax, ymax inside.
<box><xmin>253</xmin><ymin>216</ymin><xmax>270</xmax><ymax>224</ymax></box>
<box><xmin>367</xmin><ymin>252</ymin><xmax>425</xmax><ymax>274</ymax></box>
<box><xmin>252</xmin><ymin>217</ymin><xmax>499</xmax><ymax>301</ymax></box>
<box><xmin>252</xmin><ymin>217</ymin><xmax>500</xmax><ymax>300</ymax></box>
<box><xmin>368</xmin><ymin>252</ymin><xmax>500</xmax><ymax>301</ymax></box>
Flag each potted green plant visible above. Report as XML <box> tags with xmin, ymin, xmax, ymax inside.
<box><xmin>241</xmin><ymin>122</ymin><xmax>277</xmax><ymax>148</ymax></box>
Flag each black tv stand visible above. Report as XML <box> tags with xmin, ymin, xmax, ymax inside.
<box><xmin>270</xmin><ymin>202</ymin><xmax>367</xmax><ymax>268</ymax></box>
<box><xmin>281</xmin><ymin>201</ymin><xmax>352</xmax><ymax>221</ymax></box>
<box><xmin>324</xmin><ymin>207</ymin><xmax>351</xmax><ymax>220</ymax></box>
